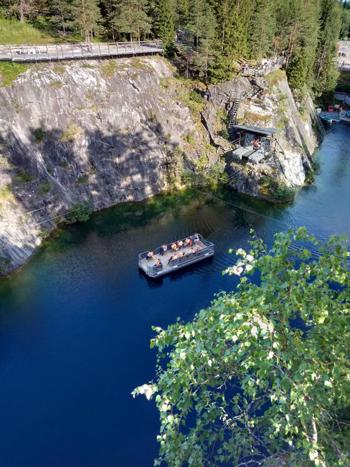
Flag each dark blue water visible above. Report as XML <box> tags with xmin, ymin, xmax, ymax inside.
<box><xmin>0</xmin><ymin>124</ymin><xmax>349</xmax><ymax>467</ymax></box>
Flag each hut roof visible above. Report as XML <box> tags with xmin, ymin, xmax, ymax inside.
<box><xmin>232</xmin><ymin>125</ymin><xmax>276</xmax><ymax>136</ymax></box>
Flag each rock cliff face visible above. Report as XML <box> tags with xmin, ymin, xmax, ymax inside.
<box><xmin>0</xmin><ymin>56</ymin><xmax>208</xmax><ymax>274</ymax></box>
<box><xmin>0</xmin><ymin>57</ymin><xmax>319</xmax><ymax>274</ymax></box>
<box><xmin>203</xmin><ymin>70</ymin><xmax>321</xmax><ymax>201</ymax></box>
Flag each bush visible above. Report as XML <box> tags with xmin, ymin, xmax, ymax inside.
<box><xmin>38</xmin><ymin>181</ymin><xmax>51</xmax><ymax>195</ymax></box>
<box><xmin>189</xmin><ymin>90</ymin><xmax>204</xmax><ymax>104</ymax></box>
<box><xmin>33</xmin><ymin>128</ymin><xmax>46</xmax><ymax>143</ymax></box>
<box><xmin>60</xmin><ymin>123</ymin><xmax>83</xmax><ymax>142</ymax></box>
<box><xmin>65</xmin><ymin>202</ymin><xmax>92</xmax><ymax>224</ymax></box>
<box><xmin>15</xmin><ymin>169</ymin><xmax>34</xmax><ymax>183</ymax></box>
<box><xmin>259</xmin><ymin>175</ymin><xmax>296</xmax><ymax>203</ymax></box>
<box><xmin>76</xmin><ymin>174</ymin><xmax>89</xmax><ymax>185</ymax></box>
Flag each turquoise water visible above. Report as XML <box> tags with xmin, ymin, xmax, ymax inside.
<box><xmin>0</xmin><ymin>124</ymin><xmax>349</xmax><ymax>467</ymax></box>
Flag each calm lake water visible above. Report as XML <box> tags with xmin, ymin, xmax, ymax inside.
<box><xmin>0</xmin><ymin>124</ymin><xmax>349</xmax><ymax>467</ymax></box>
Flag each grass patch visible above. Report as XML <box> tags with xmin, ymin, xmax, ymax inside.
<box><xmin>76</xmin><ymin>174</ymin><xmax>89</xmax><ymax>184</ymax></box>
<box><xmin>180</xmin><ymin>88</ymin><xmax>206</xmax><ymax>115</ymax></box>
<box><xmin>52</xmin><ymin>64</ymin><xmax>66</xmax><ymax>75</ymax></box>
<box><xmin>15</xmin><ymin>169</ymin><xmax>34</xmax><ymax>183</ymax></box>
<box><xmin>160</xmin><ymin>77</ymin><xmax>175</xmax><ymax>88</ymax></box>
<box><xmin>244</xmin><ymin>111</ymin><xmax>270</xmax><ymax>125</ymax></box>
<box><xmin>0</xmin><ymin>17</ymin><xmax>55</xmax><ymax>45</ymax></box>
<box><xmin>0</xmin><ymin>62</ymin><xmax>28</xmax><ymax>86</ymax></box>
<box><xmin>38</xmin><ymin>181</ymin><xmax>51</xmax><ymax>195</ymax></box>
<box><xmin>49</xmin><ymin>80</ymin><xmax>63</xmax><ymax>89</ymax></box>
<box><xmin>0</xmin><ymin>154</ymin><xmax>12</xmax><ymax>169</ymax></box>
<box><xmin>130</xmin><ymin>57</ymin><xmax>151</xmax><ymax>70</ymax></box>
<box><xmin>259</xmin><ymin>175</ymin><xmax>295</xmax><ymax>203</ymax></box>
<box><xmin>61</xmin><ymin>123</ymin><xmax>83</xmax><ymax>142</ymax></box>
<box><xmin>265</xmin><ymin>69</ymin><xmax>286</xmax><ymax>87</ymax></box>
<box><xmin>184</xmin><ymin>133</ymin><xmax>195</xmax><ymax>146</ymax></box>
<box><xmin>102</xmin><ymin>60</ymin><xmax>117</xmax><ymax>78</ymax></box>
<box><xmin>216</xmin><ymin>109</ymin><xmax>230</xmax><ymax>140</ymax></box>
<box><xmin>0</xmin><ymin>184</ymin><xmax>14</xmax><ymax>203</ymax></box>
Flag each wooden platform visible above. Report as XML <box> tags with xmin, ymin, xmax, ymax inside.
<box><xmin>138</xmin><ymin>234</ymin><xmax>214</xmax><ymax>278</ymax></box>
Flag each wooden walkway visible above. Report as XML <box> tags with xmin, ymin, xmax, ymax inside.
<box><xmin>0</xmin><ymin>41</ymin><xmax>163</xmax><ymax>63</ymax></box>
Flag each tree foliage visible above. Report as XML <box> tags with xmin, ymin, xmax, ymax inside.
<box><xmin>110</xmin><ymin>0</ymin><xmax>151</xmax><ymax>41</ymax></box>
<box><xmin>0</xmin><ymin>0</ymin><xmax>345</xmax><ymax>90</ymax></box>
<box><xmin>72</xmin><ymin>0</ymin><xmax>101</xmax><ymax>41</ymax></box>
<box><xmin>134</xmin><ymin>228</ymin><xmax>350</xmax><ymax>466</ymax></box>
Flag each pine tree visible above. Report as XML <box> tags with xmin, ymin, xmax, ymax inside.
<box><xmin>314</xmin><ymin>0</ymin><xmax>342</xmax><ymax>93</ymax></box>
<box><xmin>48</xmin><ymin>0</ymin><xmax>75</xmax><ymax>35</ymax></box>
<box><xmin>112</xmin><ymin>0</ymin><xmax>151</xmax><ymax>42</ymax></box>
<box><xmin>193</xmin><ymin>4</ymin><xmax>217</xmax><ymax>82</ymax></box>
<box><xmin>6</xmin><ymin>0</ymin><xmax>37</xmax><ymax>22</ymax></box>
<box><xmin>99</xmin><ymin>0</ymin><xmax>118</xmax><ymax>40</ymax></box>
<box><xmin>186</xmin><ymin>0</ymin><xmax>206</xmax><ymax>48</ymax></box>
<box><xmin>174</xmin><ymin>0</ymin><xmax>189</xmax><ymax>27</ymax></box>
<box><xmin>276</xmin><ymin>0</ymin><xmax>320</xmax><ymax>90</ymax></box>
<box><xmin>340</xmin><ymin>6</ymin><xmax>350</xmax><ymax>39</ymax></box>
<box><xmin>248</xmin><ymin>0</ymin><xmax>277</xmax><ymax>60</ymax></box>
<box><xmin>151</xmin><ymin>0</ymin><xmax>175</xmax><ymax>50</ymax></box>
<box><xmin>73</xmin><ymin>0</ymin><xmax>101</xmax><ymax>42</ymax></box>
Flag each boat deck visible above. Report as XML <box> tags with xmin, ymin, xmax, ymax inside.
<box><xmin>138</xmin><ymin>234</ymin><xmax>214</xmax><ymax>278</ymax></box>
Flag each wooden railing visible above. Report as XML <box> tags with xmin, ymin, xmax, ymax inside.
<box><xmin>0</xmin><ymin>40</ymin><xmax>163</xmax><ymax>63</ymax></box>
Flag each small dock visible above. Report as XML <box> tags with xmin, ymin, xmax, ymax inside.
<box><xmin>319</xmin><ymin>110</ymin><xmax>350</xmax><ymax>124</ymax></box>
<box><xmin>138</xmin><ymin>234</ymin><xmax>214</xmax><ymax>278</ymax></box>
<box><xmin>229</xmin><ymin>125</ymin><xmax>276</xmax><ymax>165</ymax></box>
<box><xmin>0</xmin><ymin>41</ymin><xmax>163</xmax><ymax>63</ymax></box>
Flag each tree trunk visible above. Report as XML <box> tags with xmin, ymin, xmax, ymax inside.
<box><xmin>19</xmin><ymin>0</ymin><xmax>25</xmax><ymax>22</ymax></box>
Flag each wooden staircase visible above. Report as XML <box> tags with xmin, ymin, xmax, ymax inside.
<box><xmin>228</xmin><ymin>96</ymin><xmax>242</xmax><ymax>139</ymax></box>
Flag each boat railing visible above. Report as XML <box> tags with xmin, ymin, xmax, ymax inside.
<box><xmin>145</xmin><ymin>243</ymin><xmax>214</xmax><ymax>276</ymax></box>
<box><xmin>139</xmin><ymin>234</ymin><xmax>208</xmax><ymax>259</ymax></box>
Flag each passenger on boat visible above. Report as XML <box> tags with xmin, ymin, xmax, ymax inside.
<box><xmin>192</xmin><ymin>234</ymin><xmax>199</xmax><ymax>243</ymax></box>
<box><xmin>161</xmin><ymin>245</ymin><xmax>167</xmax><ymax>255</ymax></box>
<box><xmin>154</xmin><ymin>258</ymin><xmax>163</xmax><ymax>269</ymax></box>
<box><xmin>177</xmin><ymin>240</ymin><xmax>183</xmax><ymax>248</ymax></box>
<box><xmin>147</xmin><ymin>251</ymin><xmax>155</xmax><ymax>260</ymax></box>
<box><xmin>184</xmin><ymin>238</ymin><xmax>192</xmax><ymax>247</ymax></box>
<box><xmin>169</xmin><ymin>253</ymin><xmax>179</xmax><ymax>264</ymax></box>
<box><xmin>171</xmin><ymin>243</ymin><xmax>178</xmax><ymax>251</ymax></box>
